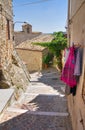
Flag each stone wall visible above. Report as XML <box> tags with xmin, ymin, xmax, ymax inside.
<box><xmin>16</xmin><ymin>48</ymin><xmax>48</xmax><ymax>73</ymax></box>
<box><xmin>68</xmin><ymin>0</ymin><xmax>85</xmax><ymax>130</ymax></box>
<box><xmin>0</xmin><ymin>0</ymin><xmax>13</xmax><ymax>67</ymax></box>
<box><xmin>0</xmin><ymin>0</ymin><xmax>30</xmax><ymax>100</ymax></box>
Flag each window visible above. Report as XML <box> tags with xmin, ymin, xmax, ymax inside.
<box><xmin>7</xmin><ymin>19</ymin><xmax>10</xmax><ymax>40</ymax></box>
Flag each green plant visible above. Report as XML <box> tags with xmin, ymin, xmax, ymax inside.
<box><xmin>32</xmin><ymin>31</ymin><xmax>67</xmax><ymax>71</ymax></box>
<box><xmin>43</xmin><ymin>53</ymin><xmax>51</xmax><ymax>65</ymax></box>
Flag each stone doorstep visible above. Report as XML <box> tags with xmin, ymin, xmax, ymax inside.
<box><xmin>0</xmin><ymin>89</ymin><xmax>14</xmax><ymax>115</ymax></box>
<box><xmin>7</xmin><ymin>107</ymin><xmax>69</xmax><ymax>116</ymax></box>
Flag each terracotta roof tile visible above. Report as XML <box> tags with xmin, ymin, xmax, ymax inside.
<box><xmin>16</xmin><ymin>34</ymin><xmax>53</xmax><ymax>51</ymax></box>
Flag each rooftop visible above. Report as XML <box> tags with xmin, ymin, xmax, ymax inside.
<box><xmin>16</xmin><ymin>34</ymin><xmax>54</xmax><ymax>51</ymax></box>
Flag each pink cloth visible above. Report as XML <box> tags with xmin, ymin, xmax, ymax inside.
<box><xmin>60</xmin><ymin>46</ymin><xmax>77</xmax><ymax>87</ymax></box>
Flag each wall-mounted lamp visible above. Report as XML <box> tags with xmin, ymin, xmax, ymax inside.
<box><xmin>13</xmin><ymin>21</ymin><xmax>27</xmax><ymax>30</ymax></box>
<box><xmin>14</xmin><ymin>21</ymin><xmax>27</xmax><ymax>26</ymax></box>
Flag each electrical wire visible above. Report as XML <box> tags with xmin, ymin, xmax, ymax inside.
<box><xmin>13</xmin><ymin>0</ymin><xmax>54</xmax><ymax>7</ymax></box>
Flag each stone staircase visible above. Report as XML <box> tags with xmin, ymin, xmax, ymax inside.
<box><xmin>0</xmin><ymin>89</ymin><xmax>14</xmax><ymax>117</ymax></box>
<box><xmin>0</xmin><ymin>68</ymin><xmax>72</xmax><ymax>130</ymax></box>
<box><xmin>0</xmin><ymin>93</ymin><xmax>72</xmax><ymax>130</ymax></box>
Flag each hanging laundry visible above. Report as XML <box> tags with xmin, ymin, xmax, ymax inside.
<box><xmin>70</xmin><ymin>86</ymin><xmax>77</xmax><ymax>96</ymax></box>
<box><xmin>60</xmin><ymin>46</ymin><xmax>77</xmax><ymax>87</ymax></box>
<box><xmin>64</xmin><ymin>48</ymin><xmax>70</xmax><ymax>64</ymax></box>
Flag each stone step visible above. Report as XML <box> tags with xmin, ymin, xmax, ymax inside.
<box><xmin>7</xmin><ymin>107</ymin><xmax>69</xmax><ymax>116</ymax></box>
<box><xmin>0</xmin><ymin>89</ymin><xmax>14</xmax><ymax>115</ymax></box>
<box><xmin>0</xmin><ymin>108</ymin><xmax>71</xmax><ymax>130</ymax></box>
<box><xmin>16</xmin><ymin>94</ymin><xmax>68</xmax><ymax>113</ymax></box>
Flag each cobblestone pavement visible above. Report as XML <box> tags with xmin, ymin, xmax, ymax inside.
<box><xmin>0</xmin><ymin>68</ymin><xmax>72</xmax><ymax>130</ymax></box>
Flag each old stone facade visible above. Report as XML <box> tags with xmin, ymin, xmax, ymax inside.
<box><xmin>0</xmin><ymin>0</ymin><xmax>29</xmax><ymax>99</ymax></box>
<box><xmin>0</xmin><ymin>0</ymin><xmax>13</xmax><ymax>68</ymax></box>
<box><xmin>67</xmin><ymin>0</ymin><xmax>85</xmax><ymax>130</ymax></box>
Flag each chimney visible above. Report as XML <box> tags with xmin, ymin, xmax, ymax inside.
<box><xmin>22</xmin><ymin>23</ymin><xmax>32</xmax><ymax>33</ymax></box>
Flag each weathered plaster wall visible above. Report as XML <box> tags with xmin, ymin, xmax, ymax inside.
<box><xmin>16</xmin><ymin>48</ymin><xmax>48</xmax><ymax>72</ymax></box>
<box><xmin>69</xmin><ymin>0</ymin><xmax>84</xmax><ymax>19</ymax></box>
<box><xmin>68</xmin><ymin>0</ymin><xmax>85</xmax><ymax>130</ymax></box>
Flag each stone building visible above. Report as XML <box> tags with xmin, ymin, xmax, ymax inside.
<box><xmin>14</xmin><ymin>23</ymin><xmax>42</xmax><ymax>45</ymax></box>
<box><xmin>0</xmin><ymin>0</ymin><xmax>29</xmax><ymax>100</ymax></box>
<box><xmin>16</xmin><ymin>44</ymin><xmax>48</xmax><ymax>73</ymax></box>
<box><xmin>16</xmin><ymin>34</ymin><xmax>53</xmax><ymax>72</ymax></box>
<box><xmin>67</xmin><ymin>0</ymin><xmax>85</xmax><ymax>130</ymax></box>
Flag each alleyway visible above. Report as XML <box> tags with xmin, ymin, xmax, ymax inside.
<box><xmin>0</xmin><ymin>68</ymin><xmax>72</xmax><ymax>130</ymax></box>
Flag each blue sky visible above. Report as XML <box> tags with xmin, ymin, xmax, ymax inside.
<box><xmin>13</xmin><ymin>0</ymin><xmax>68</xmax><ymax>33</ymax></box>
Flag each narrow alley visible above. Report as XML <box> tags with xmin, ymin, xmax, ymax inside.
<box><xmin>0</xmin><ymin>1</ymin><xmax>85</xmax><ymax>130</ymax></box>
<box><xmin>0</xmin><ymin>68</ymin><xmax>72</xmax><ymax>130</ymax></box>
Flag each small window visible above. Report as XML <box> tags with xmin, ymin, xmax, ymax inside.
<box><xmin>7</xmin><ymin>19</ymin><xmax>10</xmax><ymax>40</ymax></box>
